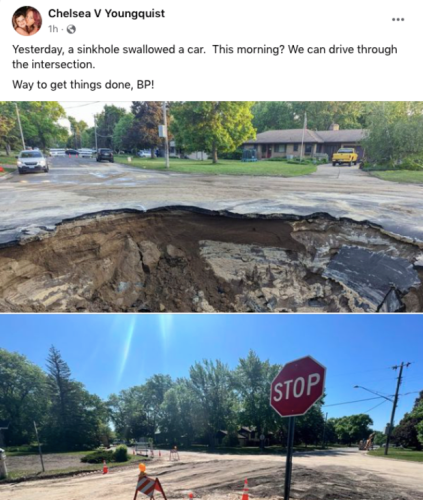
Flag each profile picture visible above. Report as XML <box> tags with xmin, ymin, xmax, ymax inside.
<box><xmin>12</xmin><ymin>6</ymin><xmax>42</xmax><ymax>36</ymax></box>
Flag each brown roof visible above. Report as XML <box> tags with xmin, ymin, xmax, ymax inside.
<box><xmin>244</xmin><ymin>129</ymin><xmax>324</xmax><ymax>145</ymax></box>
<box><xmin>244</xmin><ymin>128</ymin><xmax>366</xmax><ymax>145</ymax></box>
<box><xmin>317</xmin><ymin>129</ymin><xmax>366</xmax><ymax>143</ymax></box>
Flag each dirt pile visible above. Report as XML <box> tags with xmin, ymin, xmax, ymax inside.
<box><xmin>0</xmin><ymin>209</ymin><xmax>422</xmax><ymax>312</ymax></box>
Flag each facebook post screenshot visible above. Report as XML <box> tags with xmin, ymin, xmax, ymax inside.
<box><xmin>1</xmin><ymin>2</ymin><xmax>423</xmax><ymax>498</ymax></box>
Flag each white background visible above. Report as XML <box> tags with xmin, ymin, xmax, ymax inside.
<box><xmin>0</xmin><ymin>0</ymin><xmax>419</xmax><ymax>100</ymax></box>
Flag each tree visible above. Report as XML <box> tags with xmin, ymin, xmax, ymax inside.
<box><xmin>362</xmin><ymin>103</ymin><xmax>423</xmax><ymax>166</ymax></box>
<box><xmin>67</xmin><ymin>116</ymin><xmax>88</xmax><ymax>149</ymax></box>
<box><xmin>95</xmin><ymin>105</ymin><xmax>127</xmax><ymax>149</ymax></box>
<box><xmin>45</xmin><ymin>346</ymin><xmax>110</xmax><ymax>451</ymax></box>
<box><xmin>189</xmin><ymin>359</ymin><xmax>236</xmax><ymax>447</ymax></box>
<box><xmin>332</xmin><ymin>414</ymin><xmax>373</xmax><ymax>446</ymax></box>
<box><xmin>18</xmin><ymin>102</ymin><xmax>68</xmax><ymax>150</ymax></box>
<box><xmin>129</xmin><ymin>102</ymin><xmax>167</xmax><ymax>158</ymax></box>
<box><xmin>295</xmin><ymin>404</ymin><xmax>325</xmax><ymax>446</ymax></box>
<box><xmin>143</xmin><ymin>374</ymin><xmax>173</xmax><ymax>435</ymax></box>
<box><xmin>233</xmin><ymin>350</ymin><xmax>281</xmax><ymax>441</ymax></box>
<box><xmin>113</xmin><ymin>113</ymin><xmax>135</xmax><ymax>152</ymax></box>
<box><xmin>252</xmin><ymin>102</ymin><xmax>367</xmax><ymax>133</ymax></box>
<box><xmin>0</xmin><ymin>102</ymin><xmax>20</xmax><ymax>155</ymax></box>
<box><xmin>172</xmin><ymin>101</ymin><xmax>256</xmax><ymax>163</ymax></box>
<box><xmin>0</xmin><ymin>349</ymin><xmax>49</xmax><ymax>445</ymax></box>
<box><xmin>107</xmin><ymin>387</ymin><xmax>149</xmax><ymax>442</ymax></box>
<box><xmin>393</xmin><ymin>390</ymin><xmax>423</xmax><ymax>449</ymax></box>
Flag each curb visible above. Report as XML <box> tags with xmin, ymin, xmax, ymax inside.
<box><xmin>0</xmin><ymin>172</ymin><xmax>15</xmax><ymax>181</ymax></box>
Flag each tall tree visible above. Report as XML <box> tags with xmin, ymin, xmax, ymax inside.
<box><xmin>129</xmin><ymin>102</ymin><xmax>167</xmax><ymax>158</ymax></box>
<box><xmin>0</xmin><ymin>102</ymin><xmax>20</xmax><ymax>155</ymax></box>
<box><xmin>189</xmin><ymin>359</ymin><xmax>236</xmax><ymax>447</ymax></box>
<box><xmin>233</xmin><ymin>350</ymin><xmax>280</xmax><ymax>440</ymax></box>
<box><xmin>45</xmin><ymin>345</ymin><xmax>76</xmax><ymax>449</ymax></box>
<box><xmin>172</xmin><ymin>101</ymin><xmax>256</xmax><ymax>163</ymax></box>
<box><xmin>113</xmin><ymin>113</ymin><xmax>135</xmax><ymax>152</ymax></box>
<box><xmin>95</xmin><ymin>105</ymin><xmax>127</xmax><ymax>149</ymax></box>
<box><xmin>252</xmin><ymin>101</ymin><xmax>367</xmax><ymax>133</ymax></box>
<box><xmin>67</xmin><ymin>116</ymin><xmax>88</xmax><ymax>149</ymax></box>
<box><xmin>393</xmin><ymin>390</ymin><xmax>423</xmax><ymax>450</ymax></box>
<box><xmin>0</xmin><ymin>349</ymin><xmax>48</xmax><ymax>445</ymax></box>
<box><xmin>18</xmin><ymin>102</ymin><xmax>68</xmax><ymax>150</ymax></box>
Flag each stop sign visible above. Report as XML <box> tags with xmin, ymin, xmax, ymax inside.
<box><xmin>270</xmin><ymin>356</ymin><xmax>326</xmax><ymax>417</ymax></box>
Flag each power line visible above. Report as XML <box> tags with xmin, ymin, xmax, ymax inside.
<box><xmin>364</xmin><ymin>399</ymin><xmax>389</xmax><ymax>413</ymax></box>
<box><xmin>63</xmin><ymin>102</ymin><xmax>102</xmax><ymax>110</ymax></box>
<box><xmin>323</xmin><ymin>396</ymin><xmax>384</xmax><ymax>408</ymax></box>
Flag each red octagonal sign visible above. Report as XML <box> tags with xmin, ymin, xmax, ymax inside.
<box><xmin>270</xmin><ymin>356</ymin><xmax>326</xmax><ymax>417</ymax></box>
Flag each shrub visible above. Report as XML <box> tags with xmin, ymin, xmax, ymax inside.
<box><xmin>81</xmin><ymin>450</ymin><xmax>114</xmax><ymax>464</ymax></box>
<box><xmin>222</xmin><ymin>432</ymin><xmax>240</xmax><ymax>447</ymax></box>
<box><xmin>113</xmin><ymin>444</ymin><xmax>129</xmax><ymax>462</ymax></box>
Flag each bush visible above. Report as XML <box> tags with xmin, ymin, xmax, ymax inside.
<box><xmin>220</xmin><ymin>149</ymin><xmax>243</xmax><ymax>160</ymax></box>
<box><xmin>222</xmin><ymin>432</ymin><xmax>240</xmax><ymax>447</ymax></box>
<box><xmin>81</xmin><ymin>450</ymin><xmax>114</xmax><ymax>464</ymax></box>
<box><xmin>113</xmin><ymin>444</ymin><xmax>129</xmax><ymax>462</ymax></box>
<box><xmin>362</xmin><ymin>160</ymin><xmax>423</xmax><ymax>172</ymax></box>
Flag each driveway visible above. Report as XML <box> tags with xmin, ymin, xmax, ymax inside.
<box><xmin>1</xmin><ymin>159</ymin><xmax>423</xmax><ymax>246</ymax></box>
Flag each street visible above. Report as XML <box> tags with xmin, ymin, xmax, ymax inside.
<box><xmin>1</xmin><ymin>449</ymin><xmax>422</xmax><ymax>500</ymax></box>
<box><xmin>1</xmin><ymin>158</ymin><xmax>423</xmax><ymax>246</ymax></box>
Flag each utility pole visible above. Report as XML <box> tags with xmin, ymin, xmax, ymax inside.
<box><xmin>299</xmin><ymin>112</ymin><xmax>307</xmax><ymax>162</ymax></box>
<box><xmin>384</xmin><ymin>362</ymin><xmax>411</xmax><ymax>456</ymax></box>
<box><xmin>33</xmin><ymin>421</ymin><xmax>45</xmax><ymax>472</ymax></box>
<box><xmin>15</xmin><ymin>102</ymin><xmax>26</xmax><ymax>150</ymax></box>
<box><xmin>94</xmin><ymin>115</ymin><xmax>98</xmax><ymax>151</ymax></box>
<box><xmin>322</xmin><ymin>412</ymin><xmax>328</xmax><ymax>449</ymax></box>
<box><xmin>162</xmin><ymin>101</ymin><xmax>170</xmax><ymax>169</ymax></box>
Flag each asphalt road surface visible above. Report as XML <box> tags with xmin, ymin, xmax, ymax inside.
<box><xmin>1</xmin><ymin>449</ymin><xmax>422</xmax><ymax>500</ymax></box>
<box><xmin>1</xmin><ymin>158</ymin><xmax>423</xmax><ymax>246</ymax></box>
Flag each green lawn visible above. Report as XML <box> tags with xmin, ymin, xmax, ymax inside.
<box><xmin>368</xmin><ymin>448</ymin><xmax>423</xmax><ymax>462</ymax></box>
<box><xmin>369</xmin><ymin>170</ymin><xmax>423</xmax><ymax>185</ymax></box>
<box><xmin>115</xmin><ymin>156</ymin><xmax>317</xmax><ymax>177</ymax></box>
<box><xmin>0</xmin><ymin>155</ymin><xmax>18</xmax><ymax>166</ymax></box>
<box><xmin>0</xmin><ymin>154</ymin><xmax>17</xmax><ymax>176</ymax></box>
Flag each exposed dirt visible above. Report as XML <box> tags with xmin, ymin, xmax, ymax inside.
<box><xmin>1</xmin><ymin>450</ymin><xmax>422</xmax><ymax>500</ymax></box>
<box><xmin>7</xmin><ymin>453</ymin><xmax>86</xmax><ymax>472</ymax></box>
<box><xmin>0</xmin><ymin>209</ymin><xmax>422</xmax><ymax>312</ymax></box>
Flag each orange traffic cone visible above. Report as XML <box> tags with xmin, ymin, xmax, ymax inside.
<box><xmin>103</xmin><ymin>460</ymin><xmax>109</xmax><ymax>474</ymax></box>
<box><xmin>189</xmin><ymin>494</ymin><xmax>194</xmax><ymax>500</ymax></box>
<box><xmin>242</xmin><ymin>479</ymin><xmax>249</xmax><ymax>500</ymax></box>
<box><xmin>159</xmin><ymin>450</ymin><xmax>161</xmax><ymax>457</ymax></box>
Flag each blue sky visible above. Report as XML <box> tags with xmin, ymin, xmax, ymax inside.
<box><xmin>0</xmin><ymin>314</ymin><xmax>422</xmax><ymax>431</ymax></box>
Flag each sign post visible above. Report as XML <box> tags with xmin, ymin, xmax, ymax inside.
<box><xmin>270</xmin><ymin>356</ymin><xmax>326</xmax><ymax>500</ymax></box>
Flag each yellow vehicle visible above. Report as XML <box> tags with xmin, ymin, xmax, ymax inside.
<box><xmin>332</xmin><ymin>148</ymin><xmax>358</xmax><ymax>166</ymax></box>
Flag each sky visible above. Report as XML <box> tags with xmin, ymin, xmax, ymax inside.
<box><xmin>1</xmin><ymin>314</ymin><xmax>422</xmax><ymax>431</ymax></box>
<box><xmin>59</xmin><ymin>102</ymin><xmax>132</xmax><ymax>128</ymax></box>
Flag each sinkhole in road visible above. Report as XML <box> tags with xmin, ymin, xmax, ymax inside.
<box><xmin>0</xmin><ymin>209</ymin><xmax>422</xmax><ymax>312</ymax></box>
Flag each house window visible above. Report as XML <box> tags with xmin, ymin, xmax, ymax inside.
<box><xmin>316</xmin><ymin>144</ymin><xmax>322</xmax><ymax>153</ymax></box>
<box><xmin>305</xmin><ymin>144</ymin><xmax>312</xmax><ymax>154</ymax></box>
<box><xmin>293</xmin><ymin>144</ymin><xmax>299</xmax><ymax>152</ymax></box>
<box><xmin>275</xmin><ymin>144</ymin><xmax>286</xmax><ymax>153</ymax></box>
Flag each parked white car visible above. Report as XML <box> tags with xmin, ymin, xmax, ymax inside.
<box><xmin>49</xmin><ymin>149</ymin><xmax>66</xmax><ymax>157</ymax></box>
<box><xmin>77</xmin><ymin>149</ymin><xmax>94</xmax><ymax>158</ymax></box>
<box><xmin>17</xmin><ymin>150</ymin><xmax>49</xmax><ymax>174</ymax></box>
<box><xmin>137</xmin><ymin>150</ymin><xmax>152</xmax><ymax>158</ymax></box>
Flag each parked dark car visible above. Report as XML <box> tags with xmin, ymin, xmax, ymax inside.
<box><xmin>17</xmin><ymin>150</ymin><xmax>49</xmax><ymax>174</ymax></box>
<box><xmin>65</xmin><ymin>149</ymin><xmax>79</xmax><ymax>156</ymax></box>
<box><xmin>97</xmin><ymin>149</ymin><xmax>114</xmax><ymax>163</ymax></box>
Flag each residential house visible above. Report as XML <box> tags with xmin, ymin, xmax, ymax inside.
<box><xmin>243</xmin><ymin>124</ymin><xmax>366</xmax><ymax>160</ymax></box>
